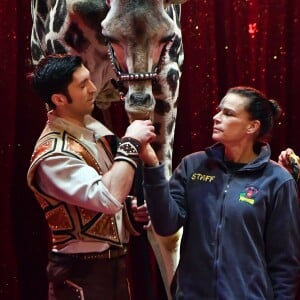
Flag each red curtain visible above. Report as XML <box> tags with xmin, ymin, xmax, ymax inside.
<box><xmin>1</xmin><ymin>1</ymin><xmax>300</xmax><ymax>299</ymax></box>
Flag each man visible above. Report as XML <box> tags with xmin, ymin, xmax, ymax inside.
<box><xmin>27</xmin><ymin>54</ymin><xmax>156</xmax><ymax>300</ymax></box>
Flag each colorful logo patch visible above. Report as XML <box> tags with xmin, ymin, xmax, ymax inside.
<box><xmin>239</xmin><ymin>186</ymin><xmax>258</xmax><ymax>205</ymax></box>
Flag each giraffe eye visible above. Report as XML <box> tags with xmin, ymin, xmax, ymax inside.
<box><xmin>160</xmin><ymin>33</ymin><xmax>175</xmax><ymax>44</ymax></box>
<box><xmin>104</xmin><ymin>35</ymin><xmax>119</xmax><ymax>45</ymax></box>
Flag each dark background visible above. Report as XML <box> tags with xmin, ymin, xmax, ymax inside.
<box><xmin>1</xmin><ymin>0</ymin><xmax>300</xmax><ymax>299</ymax></box>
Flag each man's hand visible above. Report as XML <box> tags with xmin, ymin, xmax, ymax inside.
<box><xmin>124</xmin><ymin>120</ymin><xmax>156</xmax><ymax>145</ymax></box>
<box><xmin>131</xmin><ymin>197</ymin><xmax>151</xmax><ymax>229</ymax></box>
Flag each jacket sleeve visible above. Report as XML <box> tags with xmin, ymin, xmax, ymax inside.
<box><xmin>35</xmin><ymin>154</ymin><xmax>123</xmax><ymax>214</ymax></box>
<box><xmin>143</xmin><ymin>162</ymin><xmax>187</xmax><ymax>236</ymax></box>
<box><xmin>266</xmin><ymin>178</ymin><xmax>300</xmax><ymax>299</ymax></box>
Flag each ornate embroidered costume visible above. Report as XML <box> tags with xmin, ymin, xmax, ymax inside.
<box><xmin>27</xmin><ymin>111</ymin><xmax>139</xmax><ymax>253</ymax></box>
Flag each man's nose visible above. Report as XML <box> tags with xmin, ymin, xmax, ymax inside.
<box><xmin>88</xmin><ymin>80</ymin><xmax>97</xmax><ymax>92</ymax></box>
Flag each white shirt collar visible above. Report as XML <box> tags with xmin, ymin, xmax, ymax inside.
<box><xmin>47</xmin><ymin>111</ymin><xmax>114</xmax><ymax>142</ymax></box>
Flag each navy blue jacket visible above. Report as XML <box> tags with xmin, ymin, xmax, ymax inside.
<box><xmin>143</xmin><ymin>143</ymin><xmax>300</xmax><ymax>299</ymax></box>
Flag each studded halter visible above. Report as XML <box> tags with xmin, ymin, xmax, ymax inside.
<box><xmin>106</xmin><ymin>35</ymin><xmax>175</xmax><ymax>99</ymax></box>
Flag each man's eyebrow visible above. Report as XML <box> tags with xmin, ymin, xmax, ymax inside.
<box><xmin>78</xmin><ymin>78</ymin><xmax>89</xmax><ymax>85</ymax></box>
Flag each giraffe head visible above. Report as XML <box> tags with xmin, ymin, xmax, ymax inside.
<box><xmin>102</xmin><ymin>0</ymin><xmax>188</xmax><ymax>122</ymax></box>
<box><xmin>30</xmin><ymin>0</ymin><xmax>188</xmax><ymax>175</ymax></box>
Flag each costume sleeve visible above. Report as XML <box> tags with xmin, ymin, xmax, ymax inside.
<box><xmin>266</xmin><ymin>178</ymin><xmax>300</xmax><ymax>299</ymax></box>
<box><xmin>35</xmin><ymin>154</ymin><xmax>123</xmax><ymax>214</ymax></box>
<box><xmin>143</xmin><ymin>162</ymin><xmax>187</xmax><ymax>236</ymax></box>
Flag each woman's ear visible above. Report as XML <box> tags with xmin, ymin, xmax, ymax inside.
<box><xmin>247</xmin><ymin>120</ymin><xmax>260</xmax><ymax>134</ymax></box>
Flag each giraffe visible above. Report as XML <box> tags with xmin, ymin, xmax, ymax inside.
<box><xmin>30</xmin><ymin>1</ymin><xmax>188</xmax><ymax>298</ymax></box>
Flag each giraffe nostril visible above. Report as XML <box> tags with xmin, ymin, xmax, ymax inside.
<box><xmin>128</xmin><ymin>93</ymin><xmax>153</xmax><ymax>107</ymax></box>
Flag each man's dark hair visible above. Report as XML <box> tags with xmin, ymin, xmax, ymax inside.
<box><xmin>28</xmin><ymin>54</ymin><xmax>83</xmax><ymax>109</ymax></box>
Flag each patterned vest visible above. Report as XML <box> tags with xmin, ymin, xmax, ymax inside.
<box><xmin>27</xmin><ymin>130</ymin><xmax>139</xmax><ymax>250</ymax></box>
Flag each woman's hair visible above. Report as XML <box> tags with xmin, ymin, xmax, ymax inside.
<box><xmin>27</xmin><ymin>54</ymin><xmax>83</xmax><ymax>109</ymax></box>
<box><xmin>227</xmin><ymin>86</ymin><xmax>282</xmax><ymax>142</ymax></box>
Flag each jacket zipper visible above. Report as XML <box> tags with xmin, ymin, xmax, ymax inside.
<box><xmin>214</xmin><ymin>173</ymin><xmax>233</xmax><ymax>298</ymax></box>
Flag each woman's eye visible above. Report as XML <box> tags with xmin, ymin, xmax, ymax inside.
<box><xmin>223</xmin><ymin>110</ymin><xmax>233</xmax><ymax>116</ymax></box>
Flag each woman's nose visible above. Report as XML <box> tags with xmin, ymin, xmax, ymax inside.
<box><xmin>213</xmin><ymin>111</ymin><xmax>220</xmax><ymax>121</ymax></box>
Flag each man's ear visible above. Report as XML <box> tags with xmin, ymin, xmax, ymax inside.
<box><xmin>247</xmin><ymin>120</ymin><xmax>260</xmax><ymax>134</ymax></box>
<box><xmin>51</xmin><ymin>93</ymin><xmax>67</xmax><ymax>107</ymax></box>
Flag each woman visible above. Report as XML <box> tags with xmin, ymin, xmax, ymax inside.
<box><xmin>140</xmin><ymin>86</ymin><xmax>300</xmax><ymax>299</ymax></box>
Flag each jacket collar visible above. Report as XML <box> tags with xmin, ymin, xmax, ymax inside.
<box><xmin>205</xmin><ymin>142</ymin><xmax>271</xmax><ymax>172</ymax></box>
